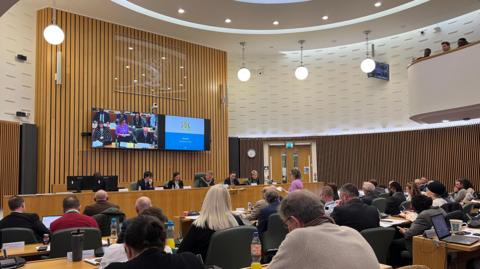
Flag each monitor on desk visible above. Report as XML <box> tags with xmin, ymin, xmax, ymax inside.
<box><xmin>67</xmin><ymin>176</ymin><xmax>118</xmax><ymax>192</ymax></box>
<box><xmin>42</xmin><ymin>216</ymin><xmax>61</xmax><ymax>229</ymax></box>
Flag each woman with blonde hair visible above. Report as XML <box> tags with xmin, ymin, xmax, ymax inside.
<box><xmin>178</xmin><ymin>184</ymin><xmax>244</xmax><ymax>260</ymax></box>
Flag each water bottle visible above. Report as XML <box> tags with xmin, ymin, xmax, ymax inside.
<box><xmin>110</xmin><ymin>218</ymin><xmax>118</xmax><ymax>243</ymax></box>
<box><xmin>71</xmin><ymin>230</ymin><xmax>84</xmax><ymax>262</ymax></box>
<box><xmin>250</xmin><ymin>232</ymin><xmax>262</xmax><ymax>268</ymax></box>
<box><xmin>166</xmin><ymin>221</ymin><xmax>175</xmax><ymax>249</ymax></box>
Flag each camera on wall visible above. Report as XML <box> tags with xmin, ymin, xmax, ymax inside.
<box><xmin>151</xmin><ymin>103</ymin><xmax>158</xmax><ymax>112</ymax></box>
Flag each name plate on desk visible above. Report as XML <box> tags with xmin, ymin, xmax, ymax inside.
<box><xmin>2</xmin><ymin>241</ymin><xmax>25</xmax><ymax>249</ymax></box>
<box><xmin>118</xmin><ymin>188</ymin><xmax>129</xmax><ymax>192</ymax></box>
<box><xmin>183</xmin><ymin>186</ymin><xmax>192</xmax><ymax>189</ymax></box>
<box><xmin>250</xmin><ymin>183</ymin><xmax>258</xmax><ymax>186</ymax></box>
<box><xmin>154</xmin><ymin>187</ymin><xmax>164</xmax><ymax>191</ymax></box>
<box><xmin>67</xmin><ymin>249</ymin><xmax>95</xmax><ymax>261</ymax></box>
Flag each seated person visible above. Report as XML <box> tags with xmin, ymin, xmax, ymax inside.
<box><xmin>148</xmin><ymin>114</ymin><xmax>156</xmax><ymax>128</ymax></box>
<box><xmin>118</xmin><ymin>196</ymin><xmax>152</xmax><ymax>243</ymax></box>
<box><xmin>405</xmin><ymin>181</ymin><xmax>421</xmax><ymax>202</ymax></box>
<box><xmin>93</xmin><ymin>121</ymin><xmax>113</xmax><ymax>145</ymax></box>
<box><xmin>257</xmin><ymin>189</ymin><xmax>281</xmax><ymax>235</ymax></box>
<box><xmin>137</xmin><ymin>171</ymin><xmax>155</xmax><ymax>190</ymax></box>
<box><xmin>451</xmin><ymin>178</ymin><xmax>474</xmax><ymax>203</ymax></box>
<box><xmin>268</xmin><ymin>190</ymin><xmax>378</xmax><ymax>269</ymax></box>
<box><xmin>223</xmin><ymin>172</ymin><xmax>240</xmax><ymax>186</ymax></box>
<box><xmin>115</xmin><ymin>118</ymin><xmax>132</xmax><ymax>142</ymax></box>
<box><xmin>245</xmin><ymin>186</ymin><xmax>273</xmax><ymax>221</ymax></box>
<box><xmin>385</xmin><ymin>181</ymin><xmax>406</xmax><ymax>215</ymax></box>
<box><xmin>369</xmin><ymin>179</ymin><xmax>386</xmax><ymax>195</ymax></box>
<box><xmin>105</xmin><ymin>215</ymin><xmax>204</xmax><ymax>269</ymax></box>
<box><xmin>327</xmin><ymin>182</ymin><xmax>340</xmax><ymax>200</ymax></box>
<box><xmin>331</xmin><ymin>183</ymin><xmax>379</xmax><ymax>232</ymax></box>
<box><xmin>101</xmin><ymin>207</ymin><xmax>170</xmax><ymax>269</ymax></box>
<box><xmin>196</xmin><ymin>171</ymin><xmax>215</xmax><ymax>188</ymax></box>
<box><xmin>135</xmin><ymin>127</ymin><xmax>154</xmax><ymax>144</ymax></box>
<box><xmin>441</xmin><ymin>41</ymin><xmax>451</xmax><ymax>52</ymax></box>
<box><xmin>166</xmin><ymin>172</ymin><xmax>184</xmax><ymax>189</ymax></box>
<box><xmin>414</xmin><ymin>48</ymin><xmax>431</xmax><ymax>61</ymax></box>
<box><xmin>390</xmin><ymin>195</ymin><xmax>447</xmax><ymax>265</ymax></box>
<box><xmin>50</xmin><ymin>195</ymin><xmax>98</xmax><ymax>233</ymax></box>
<box><xmin>360</xmin><ymin>181</ymin><xmax>378</xmax><ymax>206</ymax></box>
<box><xmin>415</xmin><ymin>177</ymin><xmax>428</xmax><ymax>192</ymax></box>
<box><xmin>0</xmin><ymin>196</ymin><xmax>50</xmax><ymax>241</ymax></box>
<box><xmin>457</xmin><ymin>37</ymin><xmax>469</xmax><ymax>48</ymax></box>
<box><xmin>94</xmin><ymin>109</ymin><xmax>111</xmax><ymax>124</ymax></box>
<box><xmin>426</xmin><ymin>180</ymin><xmax>449</xmax><ymax>207</ymax></box>
<box><xmin>248</xmin><ymin>170</ymin><xmax>261</xmax><ymax>185</ymax></box>
<box><xmin>319</xmin><ymin>185</ymin><xmax>336</xmax><ymax>215</ymax></box>
<box><xmin>178</xmin><ymin>185</ymin><xmax>244</xmax><ymax>260</ymax></box>
<box><xmin>131</xmin><ymin>113</ymin><xmax>145</xmax><ymax>128</ymax></box>
<box><xmin>83</xmin><ymin>190</ymin><xmax>120</xmax><ymax>216</ymax></box>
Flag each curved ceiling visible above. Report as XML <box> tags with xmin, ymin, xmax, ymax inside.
<box><xmin>28</xmin><ymin>0</ymin><xmax>480</xmax><ymax>54</ymax></box>
<box><xmin>113</xmin><ymin>0</ymin><xmax>422</xmax><ymax>34</ymax></box>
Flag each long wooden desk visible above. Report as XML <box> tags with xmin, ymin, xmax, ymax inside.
<box><xmin>413</xmin><ymin>228</ymin><xmax>480</xmax><ymax>269</ymax></box>
<box><xmin>22</xmin><ymin>258</ymin><xmax>96</xmax><ymax>269</ymax></box>
<box><xmin>3</xmin><ymin>183</ymin><xmax>323</xmax><ymax>236</ymax></box>
<box><xmin>0</xmin><ymin>243</ymin><xmax>47</xmax><ymax>258</ymax></box>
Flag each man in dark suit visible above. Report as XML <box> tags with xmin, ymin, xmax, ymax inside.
<box><xmin>257</xmin><ymin>189</ymin><xmax>281</xmax><ymax>235</ymax></box>
<box><xmin>223</xmin><ymin>172</ymin><xmax>240</xmax><ymax>186</ymax></box>
<box><xmin>137</xmin><ymin>171</ymin><xmax>155</xmax><ymax>190</ymax></box>
<box><xmin>0</xmin><ymin>196</ymin><xmax>50</xmax><ymax>241</ymax></box>
<box><xmin>93</xmin><ymin>109</ymin><xmax>110</xmax><ymax>124</ymax></box>
<box><xmin>83</xmin><ymin>190</ymin><xmax>120</xmax><ymax>216</ymax></box>
<box><xmin>135</xmin><ymin>128</ymin><xmax>154</xmax><ymax>144</ymax></box>
<box><xmin>331</xmin><ymin>183</ymin><xmax>380</xmax><ymax>232</ymax></box>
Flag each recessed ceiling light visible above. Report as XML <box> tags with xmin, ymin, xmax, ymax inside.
<box><xmin>273</xmin><ymin>20</ymin><xmax>279</xmax><ymax>25</ymax></box>
<box><xmin>374</xmin><ymin>2</ymin><xmax>382</xmax><ymax>7</ymax></box>
<box><xmin>125</xmin><ymin>65</ymin><xmax>130</xmax><ymax>69</ymax></box>
<box><xmin>225</xmin><ymin>18</ymin><xmax>232</xmax><ymax>23</ymax></box>
<box><xmin>114</xmin><ymin>77</ymin><xmax>118</xmax><ymax>80</ymax></box>
<box><xmin>178</xmin><ymin>8</ymin><xmax>185</xmax><ymax>14</ymax></box>
<box><xmin>133</xmin><ymin>79</ymin><xmax>138</xmax><ymax>83</ymax></box>
<box><xmin>184</xmin><ymin>76</ymin><xmax>187</xmax><ymax>79</ymax></box>
<box><xmin>128</xmin><ymin>47</ymin><xmax>133</xmax><ymax>50</ymax></box>
<box><xmin>322</xmin><ymin>15</ymin><xmax>328</xmax><ymax>20</ymax></box>
<box><xmin>180</xmin><ymin>66</ymin><xmax>184</xmax><ymax>69</ymax></box>
<box><xmin>142</xmin><ymin>73</ymin><xmax>145</xmax><ymax>77</ymax></box>
<box><xmin>179</xmin><ymin>83</ymin><xmax>183</xmax><ymax>87</ymax></box>
<box><xmin>161</xmin><ymin>56</ymin><xmax>166</xmax><ymax>60</ymax></box>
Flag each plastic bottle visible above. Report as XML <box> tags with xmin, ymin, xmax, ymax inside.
<box><xmin>110</xmin><ymin>218</ymin><xmax>118</xmax><ymax>243</ymax></box>
<box><xmin>250</xmin><ymin>231</ymin><xmax>262</xmax><ymax>268</ymax></box>
<box><xmin>166</xmin><ymin>221</ymin><xmax>175</xmax><ymax>249</ymax></box>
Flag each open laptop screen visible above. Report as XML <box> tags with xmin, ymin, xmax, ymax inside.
<box><xmin>431</xmin><ymin>213</ymin><xmax>450</xmax><ymax>239</ymax></box>
<box><xmin>42</xmin><ymin>216</ymin><xmax>61</xmax><ymax>230</ymax></box>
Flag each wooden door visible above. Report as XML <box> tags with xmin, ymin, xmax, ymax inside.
<box><xmin>269</xmin><ymin>144</ymin><xmax>312</xmax><ymax>182</ymax></box>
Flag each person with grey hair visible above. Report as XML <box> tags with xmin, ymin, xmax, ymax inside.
<box><xmin>330</xmin><ymin>183</ymin><xmax>380</xmax><ymax>232</ymax></box>
<box><xmin>257</xmin><ymin>189</ymin><xmax>280</xmax><ymax>235</ymax></box>
<box><xmin>360</xmin><ymin>181</ymin><xmax>378</xmax><ymax>206</ymax></box>
<box><xmin>268</xmin><ymin>190</ymin><xmax>378</xmax><ymax>269</ymax></box>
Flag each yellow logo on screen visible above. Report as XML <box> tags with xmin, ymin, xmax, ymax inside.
<box><xmin>181</xmin><ymin>121</ymin><xmax>190</xmax><ymax>130</ymax></box>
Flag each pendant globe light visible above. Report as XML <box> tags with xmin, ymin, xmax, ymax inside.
<box><xmin>43</xmin><ymin>8</ymin><xmax>64</xmax><ymax>45</ymax></box>
<box><xmin>360</xmin><ymin>30</ymin><xmax>376</xmax><ymax>73</ymax></box>
<box><xmin>237</xmin><ymin>42</ymin><xmax>251</xmax><ymax>82</ymax></box>
<box><xmin>295</xmin><ymin>40</ymin><xmax>308</xmax><ymax>80</ymax></box>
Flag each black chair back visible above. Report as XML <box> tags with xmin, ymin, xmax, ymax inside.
<box><xmin>205</xmin><ymin>226</ymin><xmax>257</xmax><ymax>269</ymax></box>
<box><xmin>446</xmin><ymin>210</ymin><xmax>468</xmax><ymax>223</ymax></box>
<box><xmin>49</xmin><ymin>227</ymin><xmax>102</xmax><ymax>258</ymax></box>
<box><xmin>0</xmin><ymin>228</ymin><xmax>38</xmax><ymax>244</ymax></box>
<box><xmin>360</xmin><ymin>227</ymin><xmax>395</xmax><ymax>263</ymax></box>
<box><xmin>92</xmin><ymin>208</ymin><xmax>126</xmax><ymax>236</ymax></box>
<box><xmin>441</xmin><ymin>202</ymin><xmax>462</xmax><ymax>213</ymax></box>
<box><xmin>372</xmin><ymin>198</ymin><xmax>387</xmax><ymax>213</ymax></box>
<box><xmin>261</xmin><ymin>213</ymin><xmax>288</xmax><ymax>252</ymax></box>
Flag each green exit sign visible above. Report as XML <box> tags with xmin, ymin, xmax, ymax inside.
<box><xmin>285</xmin><ymin>142</ymin><xmax>294</xmax><ymax>149</ymax></box>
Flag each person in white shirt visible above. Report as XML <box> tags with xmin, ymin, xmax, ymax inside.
<box><xmin>319</xmin><ymin>185</ymin><xmax>336</xmax><ymax>215</ymax></box>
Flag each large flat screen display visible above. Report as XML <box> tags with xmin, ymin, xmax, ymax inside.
<box><xmin>91</xmin><ymin>108</ymin><xmax>158</xmax><ymax>149</ymax></box>
<box><xmin>162</xmin><ymin>115</ymin><xmax>210</xmax><ymax>151</ymax></box>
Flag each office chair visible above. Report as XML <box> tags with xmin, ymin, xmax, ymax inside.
<box><xmin>360</xmin><ymin>227</ymin><xmax>395</xmax><ymax>264</ymax></box>
<box><xmin>49</xmin><ymin>228</ymin><xmax>102</xmax><ymax>258</ymax></box>
<box><xmin>372</xmin><ymin>198</ymin><xmax>387</xmax><ymax>213</ymax></box>
<box><xmin>0</xmin><ymin>228</ymin><xmax>38</xmax><ymax>244</ymax></box>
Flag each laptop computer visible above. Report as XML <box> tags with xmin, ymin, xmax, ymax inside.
<box><xmin>42</xmin><ymin>216</ymin><xmax>61</xmax><ymax>230</ymax></box>
<box><xmin>431</xmin><ymin>213</ymin><xmax>479</xmax><ymax>245</ymax></box>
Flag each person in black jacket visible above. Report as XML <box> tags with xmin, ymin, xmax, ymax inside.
<box><xmin>137</xmin><ymin>171</ymin><xmax>155</xmax><ymax>190</ymax></box>
<box><xmin>360</xmin><ymin>181</ymin><xmax>379</xmax><ymax>205</ymax></box>
<box><xmin>0</xmin><ymin>196</ymin><xmax>50</xmax><ymax>241</ymax></box>
<box><xmin>135</xmin><ymin>127</ymin><xmax>154</xmax><ymax>144</ymax></box>
<box><xmin>385</xmin><ymin>181</ymin><xmax>406</xmax><ymax>215</ymax></box>
<box><xmin>105</xmin><ymin>215</ymin><xmax>204</xmax><ymax>269</ymax></box>
<box><xmin>166</xmin><ymin>172</ymin><xmax>184</xmax><ymax>189</ymax></box>
<box><xmin>257</xmin><ymin>189</ymin><xmax>280</xmax><ymax>235</ymax></box>
<box><xmin>223</xmin><ymin>172</ymin><xmax>240</xmax><ymax>186</ymax></box>
<box><xmin>331</xmin><ymin>183</ymin><xmax>380</xmax><ymax>232</ymax></box>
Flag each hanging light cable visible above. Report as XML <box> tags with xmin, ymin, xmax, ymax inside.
<box><xmin>237</xmin><ymin>42</ymin><xmax>251</xmax><ymax>82</ymax></box>
<box><xmin>43</xmin><ymin>8</ymin><xmax>65</xmax><ymax>45</ymax></box>
<box><xmin>360</xmin><ymin>30</ymin><xmax>376</xmax><ymax>73</ymax></box>
<box><xmin>295</xmin><ymin>40</ymin><xmax>308</xmax><ymax>80</ymax></box>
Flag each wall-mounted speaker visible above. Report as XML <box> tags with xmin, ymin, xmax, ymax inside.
<box><xmin>16</xmin><ymin>54</ymin><xmax>27</xmax><ymax>62</ymax></box>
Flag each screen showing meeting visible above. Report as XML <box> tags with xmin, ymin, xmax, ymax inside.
<box><xmin>91</xmin><ymin>108</ymin><xmax>210</xmax><ymax>151</ymax></box>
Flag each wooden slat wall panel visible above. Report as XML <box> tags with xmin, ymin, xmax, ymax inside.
<box><xmin>239</xmin><ymin>139</ymin><xmax>264</xmax><ymax>180</ymax></box>
<box><xmin>35</xmin><ymin>9</ymin><xmax>228</xmax><ymax>192</ymax></box>
<box><xmin>239</xmin><ymin>124</ymin><xmax>480</xmax><ymax>191</ymax></box>
<box><xmin>0</xmin><ymin>120</ymin><xmax>20</xmax><ymax>208</ymax></box>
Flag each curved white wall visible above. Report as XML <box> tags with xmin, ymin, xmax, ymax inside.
<box><xmin>227</xmin><ymin>10</ymin><xmax>480</xmax><ymax>137</ymax></box>
<box><xmin>408</xmin><ymin>43</ymin><xmax>480</xmax><ymax>123</ymax></box>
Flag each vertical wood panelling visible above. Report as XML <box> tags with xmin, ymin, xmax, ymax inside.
<box><xmin>0</xmin><ymin>120</ymin><xmax>20</xmax><ymax>207</ymax></box>
<box><xmin>35</xmin><ymin>9</ymin><xmax>228</xmax><ymax>192</ymax></box>
<box><xmin>239</xmin><ymin>124</ymin><xmax>480</xmax><ymax>191</ymax></box>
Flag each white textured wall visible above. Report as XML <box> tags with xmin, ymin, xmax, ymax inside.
<box><xmin>0</xmin><ymin>1</ymin><xmax>36</xmax><ymax>123</ymax></box>
<box><xmin>228</xmin><ymin>10</ymin><xmax>480</xmax><ymax>137</ymax></box>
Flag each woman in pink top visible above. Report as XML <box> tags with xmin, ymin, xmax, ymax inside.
<box><xmin>288</xmin><ymin>168</ymin><xmax>304</xmax><ymax>192</ymax></box>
